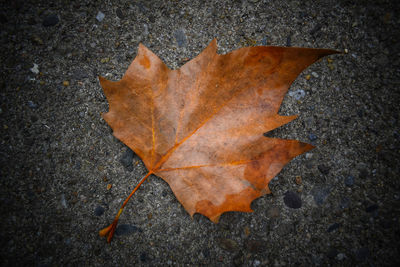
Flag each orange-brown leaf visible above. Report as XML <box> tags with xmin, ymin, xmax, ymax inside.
<box><xmin>100</xmin><ymin>39</ymin><xmax>337</xmax><ymax>223</ymax></box>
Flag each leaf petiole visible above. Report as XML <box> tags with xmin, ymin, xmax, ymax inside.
<box><xmin>99</xmin><ymin>171</ymin><xmax>153</xmax><ymax>243</ymax></box>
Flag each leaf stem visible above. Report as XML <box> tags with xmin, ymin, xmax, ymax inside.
<box><xmin>99</xmin><ymin>171</ymin><xmax>153</xmax><ymax>243</ymax></box>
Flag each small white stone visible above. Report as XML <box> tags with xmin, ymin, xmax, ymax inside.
<box><xmin>96</xmin><ymin>11</ymin><xmax>105</xmax><ymax>22</ymax></box>
<box><xmin>311</xmin><ymin>72</ymin><xmax>319</xmax><ymax>78</ymax></box>
<box><xmin>288</xmin><ymin>89</ymin><xmax>305</xmax><ymax>100</ymax></box>
<box><xmin>30</xmin><ymin>63</ymin><xmax>39</xmax><ymax>74</ymax></box>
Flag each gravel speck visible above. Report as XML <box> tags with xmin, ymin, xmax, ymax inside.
<box><xmin>317</xmin><ymin>164</ymin><xmax>331</xmax><ymax>175</ymax></box>
<box><xmin>344</xmin><ymin>175</ymin><xmax>355</xmax><ymax>186</ymax></box>
<box><xmin>140</xmin><ymin>252</ymin><xmax>147</xmax><ymax>262</ymax></box>
<box><xmin>288</xmin><ymin>89</ymin><xmax>305</xmax><ymax>100</ymax></box>
<box><xmin>174</xmin><ymin>29</ymin><xmax>187</xmax><ymax>47</ymax></box>
<box><xmin>337</xmin><ymin>253</ymin><xmax>346</xmax><ymax>260</ymax></box>
<box><xmin>366</xmin><ymin>204</ymin><xmax>379</xmax><ymax>213</ymax></box>
<box><xmin>60</xmin><ymin>194</ymin><xmax>67</xmax><ymax>208</ymax></box>
<box><xmin>27</xmin><ymin>101</ymin><xmax>38</xmax><ymax>109</ymax></box>
<box><xmin>312</xmin><ymin>186</ymin><xmax>331</xmax><ymax>205</ymax></box>
<box><xmin>30</xmin><ymin>63</ymin><xmax>39</xmax><ymax>74</ymax></box>
<box><xmin>246</xmin><ymin>240</ymin><xmax>266</xmax><ymax>253</ymax></box>
<box><xmin>96</xmin><ymin>11</ymin><xmax>105</xmax><ymax>22</ymax></box>
<box><xmin>327</xmin><ymin>222</ymin><xmax>341</xmax><ymax>232</ymax></box>
<box><xmin>94</xmin><ymin>206</ymin><xmax>105</xmax><ymax>216</ymax></box>
<box><xmin>42</xmin><ymin>14</ymin><xmax>59</xmax><ymax>27</ymax></box>
<box><xmin>355</xmin><ymin>247</ymin><xmax>370</xmax><ymax>261</ymax></box>
<box><xmin>286</xmin><ymin>35</ymin><xmax>291</xmax><ymax>47</ymax></box>
<box><xmin>327</xmin><ymin>248</ymin><xmax>338</xmax><ymax>258</ymax></box>
<box><xmin>116</xmin><ymin>8</ymin><xmax>124</xmax><ymax>19</ymax></box>
<box><xmin>308</xmin><ymin>133</ymin><xmax>318</xmax><ymax>141</ymax></box>
<box><xmin>217</xmin><ymin>238</ymin><xmax>239</xmax><ymax>252</ymax></box>
<box><xmin>339</xmin><ymin>197</ymin><xmax>351</xmax><ymax>209</ymax></box>
<box><xmin>115</xmin><ymin>224</ymin><xmax>142</xmax><ymax>236</ymax></box>
<box><xmin>120</xmin><ymin>148</ymin><xmax>134</xmax><ymax>171</ymax></box>
<box><xmin>283</xmin><ymin>191</ymin><xmax>302</xmax><ymax>209</ymax></box>
<box><xmin>261</xmin><ymin>36</ymin><xmax>267</xmax><ymax>45</ymax></box>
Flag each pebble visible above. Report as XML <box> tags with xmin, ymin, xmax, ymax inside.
<box><xmin>311</xmin><ymin>72</ymin><xmax>319</xmax><ymax>78</ymax></box>
<box><xmin>143</xmin><ymin>23</ymin><xmax>149</xmax><ymax>36</ymax></box>
<box><xmin>276</xmin><ymin>223</ymin><xmax>291</xmax><ymax>236</ymax></box>
<box><xmin>355</xmin><ymin>247</ymin><xmax>369</xmax><ymax>261</ymax></box>
<box><xmin>261</xmin><ymin>36</ymin><xmax>267</xmax><ymax>46</ymax></box>
<box><xmin>116</xmin><ymin>8</ymin><xmax>124</xmax><ymax>19</ymax></box>
<box><xmin>308</xmin><ymin>133</ymin><xmax>317</xmax><ymax>141</ymax></box>
<box><xmin>268</xmin><ymin>206</ymin><xmax>280</xmax><ymax>217</ymax></box>
<box><xmin>115</xmin><ymin>224</ymin><xmax>142</xmax><ymax>236</ymax></box>
<box><xmin>286</xmin><ymin>35</ymin><xmax>291</xmax><ymax>47</ymax></box>
<box><xmin>246</xmin><ymin>240</ymin><xmax>266</xmax><ymax>253</ymax></box>
<box><xmin>295</xmin><ymin>176</ymin><xmax>302</xmax><ymax>185</ymax></box>
<box><xmin>120</xmin><ymin>148</ymin><xmax>134</xmax><ymax>171</ymax></box>
<box><xmin>344</xmin><ymin>175</ymin><xmax>354</xmax><ymax>186</ymax></box>
<box><xmin>217</xmin><ymin>238</ymin><xmax>239</xmax><ymax>252</ymax></box>
<box><xmin>31</xmin><ymin>35</ymin><xmax>43</xmax><ymax>45</ymax></box>
<box><xmin>365</xmin><ymin>204</ymin><xmax>378</xmax><ymax>213</ymax></box>
<box><xmin>27</xmin><ymin>101</ymin><xmax>38</xmax><ymax>109</ymax></box>
<box><xmin>60</xmin><ymin>194</ymin><xmax>68</xmax><ymax>208</ymax></box>
<box><xmin>174</xmin><ymin>29</ymin><xmax>187</xmax><ymax>47</ymax></box>
<box><xmin>63</xmin><ymin>80</ymin><xmax>69</xmax><ymax>87</ymax></box>
<box><xmin>327</xmin><ymin>248</ymin><xmax>338</xmax><ymax>258</ymax></box>
<box><xmin>312</xmin><ymin>186</ymin><xmax>331</xmax><ymax>205</ymax></box>
<box><xmin>283</xmin><ymin>191</ymin><xmax>302</xmax><ymax>209</ymax></box>
<box><xmin>73</xmin><ymin>70</ymin><xmax>89</xmax><ymax>80</ymax></box>
<box><xmin>106</xmin><ymin>184</ymin><xmax>112</xmax><ymax>190</ymax></box>
<box><xmin>96</xmin><ymin>11</ymin><xmax>105</xmax><ymax>22</ymax></box>
<box><xmin>288</xmin><ymin>89</ymin><xmax>305</xmax><ymax>100</ymax></box>
<box><xmin>233</xmin><ymin>252</ymin><xmax>244</xmax><ymax>265</ymax></box>
<box><xmin>327</xmin><ymin>222</ymin><xmax>341</xmax><ymax>232</ymax></box>
<box><xmin>94</xmin><ymin>206</ymin><xmax>105</xmax><ymax>216</ymax></box>
<box><xmin>244</xmin><ymin>226</ymin><xmax>250</xmax><ymax>236</ymax></box>
<box><xmin>317</xmin><ymin>164</ymin><xmax>331</xmax><ymax>175</ymax></box>
<box><xmin>30</xmin><ymin>63</ymin><xmax>39</xmax><ymax>74</ymax></box>
<box><xmin>42</xmin><ymin>14</ymin><xmax>59</xmax><ymax>27</ymax></box>
<box><xmin>64</xmin><ymin>238</ymin><xmax>72</xmax><ymax>246</ymax></box>
<box><xmin>140</xmin><ymin>252</ymin><xmax>147</xmax><ymax>262</ymax></box>
<box><xmin>339</xmin><ymin>197</ymin><xmax>350</xmax><ymax>209</ymax></box>
<box><xmin>310</xmin><ymin>24</ymin><xmax>321</xmax><ymax>36</ymax></box>
<box><xmin>336</xmin><ymin>253</ymin><xmax>345</xmax><ymax>260</ymax></box>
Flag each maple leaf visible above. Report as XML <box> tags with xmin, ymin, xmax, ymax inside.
<box><xmin>98</xmin><ymin>39</ymin><xmax>337</xmax><ymax>242</ymax></box>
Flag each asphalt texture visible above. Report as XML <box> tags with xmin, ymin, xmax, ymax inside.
<box><xmin>1</xmin><ymin>0</ymin><xmax>399</xmax><ymax>266</ymax></box>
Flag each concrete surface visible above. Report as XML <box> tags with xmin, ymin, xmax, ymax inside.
<box><xmin>0</xmin><ymin>0</ymin><xmax>399</xmax><ymax>265</ymax></box>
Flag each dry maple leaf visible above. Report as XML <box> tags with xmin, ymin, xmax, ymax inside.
<box><xmin>98</xmin><ymin>39</ymin><xmax>337</xmax><ymax>242</ymax></box>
